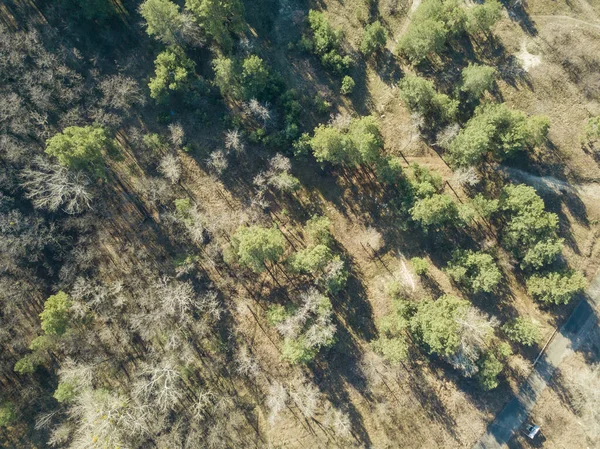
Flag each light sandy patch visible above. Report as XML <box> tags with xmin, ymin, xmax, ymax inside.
<box><xmin>516</xmin><ymin>40</ymin><xmax>542</xmax><ymax>71</ymax></box>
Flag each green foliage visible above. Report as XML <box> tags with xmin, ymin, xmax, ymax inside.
<box><xmin>446</xmin><ymin>250</ymin><xmax>501</xmax><ymax>293</ymax></box>
<box><xmin>410</xmin><ymin>295</ymin><xmax>469</xmax><ymax>356</ymax></box>
<box><xmin>477</xmin><ymin>352</ymin><xmax>503</xmax><ymax>390</ymax></box>
<box><xmin>526</xmin><ymin>271</ymin><xmax>586</xmax><ymax>305</ymax></box>
<box><xmin>45</xmin><ymin>126</ymin><xmax>109</xmax><ymax>177</ymax></box>
<box><xmin>266</xmin><ymin>304</ymin><xmax>293</xmax><ymax>325</ymax></box>
<box><xmin>341</xmin><ymin>76</ymin><xmax>355</xmax><ymax>95</ymax></box>
<box><xmin>411</xmin><ymin>257</ymin><xmax>430</xmax><ymax>275</ymax></box>
<box><xmin>460</xmin><ymin>63</ymin><xmax>496</xmax><ymax>99</ymax></box>
<box><xmin>40</xmin><ymin>292</ymin><xmax>73</xmax><ymax>337</ymax></box>
<box><xmin>289</xmin><ymin>244</ymin><xmax>333</xmax><ymax>274</ymax></box>
<box><xmin>149</xmin><ymin>47</ymin><xmax>196</xmax><ymax>103</ymax></box>
<box><xmin>309</xmin><ymin>116</ymin><xmax>383</xmax><ymax>165</ymax></box>
<box><xmin>54</xmin><ymin>382</ymin><xmax>78</xmax><ymax>403</ymax></box>
<box><xmin>399</xmin><ymin>75</ymin><xmax>458</xmax><ymax>126</ymax></box>
<box><xmin>372</xmin><ymin>335</ymin><xmax>408</xmax><ymax>364</ymax></box>
<box><xmin>471</xmin><ymin>193</ymin><xmax>499</xmax><ymax>219</ymax></box>
<box><xmin>281</xmin><ymin>338</ymin><xmax>319</xmax><ymax>364</ymax></box>
<box><xmin>313</xmin><ymin>94</ymin><xmax>332</xmax><ymax>114</ymax></box>
<box><xmin>0</xmin><ymin>402</ymin><xmax>16</xmax><ymax>427</ymax></box>
<box><xmin>140</xmin><ymin>0</ymin><xmax>182</xmax><ymax>45</ymax></box>
<box><xmin>502</xmin><ymin>317</ymin><xmax>541</xmax><ymax>346</ymax></box>
<box><xmin>583</xmin><ymin>116</ymin><xmax>600</xmax><ymax>144</ymax></box>
<box><xmin>408</xmin><ymin>163</ymin><xmax>443</xmax><ymax>198</ymax></box>
<box><xmin>397</xmin><ymin>0</ymin><xmax>467</xmax><ymax>64</ymax></box>
<box><xmin>373</xmin><ymin>295</ymin><xmax>414</xmax><ymax>364</ymax></box>
<box><xmin>466</xmin><ymin>0</ymin><xmax>502</xmax><ymax>35</ymax></box>
<box><xmin>500</xmin><ymin>184</ymin><xmax>562</xmax><ymax>269</ymax></box>
<box><xmin>304</xmin><ymin>10</ymin><xmax>353</xmax><ymax>74</ymax></box>
<box><xmin>360</xmin><ymin>21</ymin><xmax>388</xmax><ymax>57</ymax></box>
<box><xmin>14</xmin><ymin>355</ymin><xmax>39</xmax><ymax>375</ymax></box>
<box><xmin>375</xmin><ymin>156</ymin><xmax>405</xmax><ymax>185</ymax></box>
<box><xmin>448</xmin><ymin>103</ymin><xmax>550</xmax><ymax>168</ymax></box>
<box><xmin>305</xmin><ymin>215</ymin><xmax>333</xmax><ymax>246</ymax></box>
<box><xmin>185</xmin><ymin>0</ymin><xmax>245</xmax><ymax>51</ymax></box>
<box><xmin>241</xmin><ymin>55</ymin><xmax>271</xmax><ymax>100</ymax></box>
<box><xmin>322</xmin><ymin>255</ymin><xmax>348</xmax><ymax>294</ymax></box>
<box><xmin>233</xmin><ymin>226</ymin><xmax>285</xmax><ymax>273</ymax></box>
<box><xmin>410</xmin><ymin>193</ymin><xmax>460</xmax><ymax>228</ymax></box>
<box><xmin>212</xmin><ymin>56</ymin><xmax>239</xmax><ymax>99</ymax></box>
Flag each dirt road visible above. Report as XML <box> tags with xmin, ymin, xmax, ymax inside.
<box><xmin>472</xmin><ymin>272</ymin><xmax>600</xmax><ymax>449</ymax></box>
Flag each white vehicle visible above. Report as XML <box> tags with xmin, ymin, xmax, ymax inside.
<box><xmin>524</xmin><ymin>424</ymin><xmax>540</xmax><ymax>440</ymax></box>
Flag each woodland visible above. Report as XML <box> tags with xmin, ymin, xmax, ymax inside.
<box><xmin>1</xmin><ymin>0</ymin><xmax>600</xmax><ymax>447</ymax></box>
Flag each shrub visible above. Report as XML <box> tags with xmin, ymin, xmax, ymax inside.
<box><xmin>372</xmin><ymin>335</ymin><xmax>408</xmax><ymax>364</ymax></box>
<box><xmin>241</xmin><ymin>55</ymin><xmax>271</xmax><ymax>100</ymax></box>
<box><xmin>411</xmin><ymin>257</ymin><xmax>430</xmax><ymax>275</ymax></box>
<box><xmin>410</xmin><ymin>194</ymin><xmax>460</xmax><ymax>228</ymax></box>
<box><xmin>149</xmin><ymin>47</ymin><xmax>196</xmax><ymax>103</ymax></box>
<box><xmin>446</xmin><ymin>250</ymin><xmax>501</xmax><ymax>293</ymax></box>
<box><xmin>460</xmin><ymin>63</ymin><xmax>496</xmax><ymax>99</ymax></box>
<box><xmin>140</xmin><ymin>0</ymin><xmax>183</xmax><ymax>45</ymax></box>
<box><xmin>185</xmin><ymin>0</ymin><xmax>245</xmax><ymax>51</ymax></box>
<box><xmin>502</xmin><ymin>317</ymin><xmax>541</xmax><ymax>346</ymax></box>
<box><xmin>40</xmin><ymin>292</ymin><xmax>73</xmax><ymax>337</ymax></box>
<box><xmin>399</xmin><ymin>75</ymin><xmax>458</xmax><ymax>126</ymax></box>
<box><xmin>304</xmin><ymin>10</ymin><xmax>352</xmax><ymax>74</ymax></box>
<box><xmin>233</xmin><ymin>226</ymin><xmax>285</xmax><ymax>273</ymax></box>
<box><xmin>527</xmin><ymin>271</ymin><xmax>586</xmax><ymax>305</ymax></box>
<box><xmin>0</xmin><ymin>402</ymin><xmax>16</xmax><ymax>427</ymax></box>
<box><xmin>341</xmin><ymin>76</ymin><xmax>355</xmax><ymax>95</ymax></box>
<box><xmin>477</xmin><ymin>352</ymin><xmax>503</xmax><ymax>390</ymax></box>
<box><xmin>466</xmin><ymin>0</ymin><xmax>502</xmax><ymax>35</ymax></box>
<box><xmin>305</xmin><ymin>215</ymin><xmax>333</xmax><ymax>246</ymax></box>
<box><xmin>289</xmin><ymin>244</ymin><xmax>333</xmax><ymax>274</ymax></box>
<box><xmin>45</xmin><ymin>126</ymin><xmax>110</xmax><ymax>178</ymax></box>
<box><xmin>360</xmin><ymin>21</ymin><xmax>388</xmax><ymax>57</ymax></box>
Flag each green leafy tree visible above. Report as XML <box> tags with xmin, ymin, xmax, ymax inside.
<box><xmin>397</xmin><ymin>19</ymin><xmax>447</xmax><ymax>64</ymax></box>
<box><xmin>410</xmin><ymin>295</ymin><xmax>470</xmax><ymax>356</ymax></box>
<box><xmin>140</xmin><ymin>0</ymin><xmax>183</xmax><ymax>45</ymax></box>
<box><xmin>399</xmin><ymin>75</ymin><xmax>458</xmax><ymax>125</ymax></box>
<box><xmin>40</xmin><ymin>291</ymin><xmax>73</xmax><ymax>336</ymax></box>
<box><xmin>581</xmin><ymin>116</ymin><xmax>600</xmax><ymax>147</ymax></box>
<box><xmin>410</xmin><ymin>193</ymin><xmax>461</xmax><ymax>228</ymax></box>
<box><xmin>241</xmin><ymin>55</ymin><xmax>270</xmax><ymax>100</ymax></box>
<box><xmin>149</xmin><ymin>47</ymin><xmax>196</xmax><ymax>103</ymax></box>
<box><xmin>304</xmin><ymin>10</ymin><xmax>352</xmax><ymax>74</ymax></box>
<box><xmin>527</xmin><ymin>271</ymin><xmax>586</xmax><ymax>305</ymax></box>
<box><xmin>446</xmin><ymin>250</ymin><xmax>501</xmax><ymax>293</ymax></box>
<box><xmin>502</xmin><ymin>317</ymin><xmax>541</xmax><ymax>346</ymax></box>
<box><xmin>360</xmin><ymin>21</ymin><xmax>388</xmax><ymax>57</ymax></box>
<box><xmin>408</xmin><ymin>163</ymin><xmax>443</xmax><ymax>198</ymax></box>
<box><xmin>466</xmin><ymin>0</ymin><xmax>502</xmax><ymax>35</ymax></box>
<box><xmin>500</xmin><ymin>184</ymin><xmax>562</xmax><ymax>269</ymax></box>
<box><xmin>212</xmin><ymin>56</ymin><xmax>240</xmax><ymax>99</ymax></box>
<box><xmin>54</xmin><ymin>382</ymin><xmax>78</xmax><ymax>403</ymax></box>
<box><xmin>341</xmin><ymin>75</ymin><xmax>355</xmax><ymax>95</ymax></box>
<box><xmin>449</xmin><ymin>103</ymin><xmax>550</xmax><ymax>168</ymax></box>
<box><xmin>347</xmin><ymin>116</ymin><xmax>384</xmax><ymax>164</ymax></box>
<box><xmin>45</xmin><ymin>126</ymin><xmax>109</xmax><ymax>177</ymax></box>
<box><xmin>477</xmin><ymin>352</ymin><xmax>503</xmax><ymax>390</ymax></box>
<box><xmin>322</xmin><ymin>256</ymin><xmax>348</xmax><ymax>294</ymax></box>
<box><xmin>305</xmin><ymin>215</ymin><xmax>333</xmax><ymax>246</ymax></box>
<box><xmin>281</xmin><ymin>338</ymin><xmax>319</xmax><ymax>364</ymax></box>
<box><xmin>411</xmin><ymin>257</ymin><xmax>430</xmax><ymax>275</ymax></box>
<box><xmin>0</xmin><ymin>402</ymin><xmax>16</xmax><ymax>427</ymax></box>
<box><xmin>185</xmin><ymin>0</ymin><xmax>245</xmax><ymax>51</ymax></box>
<box><xmin>460</xmin><ymin>63</ymin><xmax>496</xmax><ymax>99</ymax></box>
<box><xmin>233</xmin><ymin>226</ymin><xmax>285</xmax><ymax>272</ymax></box>
<box><xmin>289</xmin><ymin>244</ymin><xmax>333</xmax><ymax>274</ymax></box>
<box><xmin>471</xmin><ymin>193</ymin><xmax>499</xmax><ymax>219</ymax></box>
<box><xmin>372</xmin><ymin>335</ymin><xmax>409</xmax><ymax>364</ymax></box>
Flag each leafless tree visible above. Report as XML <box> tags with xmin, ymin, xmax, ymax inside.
<box><xmin>100</xmin><ymin>75</ymin><xmax>146</xmax><ymax>111</ymax></box>
<box><xmin>134</xmin><ymin>358</ymin><xmax>184</xmax><ymax>413</ymax></box>
<box><xmin>206</xmin><ymin>150</ymin><xmax>228</xmax><ymax>175</ymax></box>
<box><xmin>266</xmin><ymin>381</ymin><xmax>288</xmax><ymax>424</ymax></box>
<box><xmin>168</xmin><ymin>123</ymin><xmax>185</xmax><ymax>147</ymax></box>
<box><xmin>453</xmin><ymin>166</ymin><xmax>480</xmax><ymax>186</ymax></box>
<box><xmin>158</xmin><ymin>153</ymin><xmax>182</xmax><ymax>184</ymax></box>
<box><xmin>20</xmin><ymin>158</ymin><xmax>93</xmax><ymax>214</ymax></box>
<box><xmin>236</xmin><ymin>346</ymin><xmax>261</xmax><ymax>378</ymax></box>
<box><xmin>436</xmin><ymin>123</ymin><xmax>460</xmax><ymax>150</ymax></box>
<box><xmin>224</xmin><ymin>129</ymin><xmax>245</xmax><ymax>154</ymax></box>
<box><xmin>246</xmin><ymin>99</ymin><xmax>272</xmax><ymax>126</ymax></box>
<box><xmin>324</xmin><ymin>407</ymin><xmax>353</xmax><ymax>440</ymax></box>
<box><xmin>289</xmin><ymin>376</ymin><xmax>320</xmax><ymax>419</ymax></box>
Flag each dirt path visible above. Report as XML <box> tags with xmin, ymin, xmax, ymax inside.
<box><xmin>531</xmin><ymin>14</ymin><xmax>600</xmax><ymax>31</ymax></box>
<box><xmin>472</xmin><ymin>272</ymin><xmax>600</xmax><ymax>449</ymax></box>
<box><xmin>501</xmin><ymin>166</ymin><xmax>600</xmax><ymax>199</ymax></box>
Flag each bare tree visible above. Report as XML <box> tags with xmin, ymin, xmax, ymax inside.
<box><xmin>100</xmin><ymin>75</ymin><xmax>146</xmax><ymax>111</ymax></box>
<box><xmin>168</xmin><ymin>123</ymin><xmax>185</xmax><ymax>147</ymax></box>
<box><xmin>206</xmin><ymin>150</ymin><xmax>228</xmax><ymax>175</ymax></box>
<box><xmin>134</xmin><ymin>358</ymin><xmax>184</xmax><ymax>413</ymax></box>
<box><xmin>324</xmin><ymin>407</ymin><xmax>353</xmax><ymax>440</ymax></box>
<box><xmin>224</xmin><ymin>129</ymin><xmax>245</xmax><ymax>154</ymax></box>
<box><xmin>453</xmin><ymin>166</ymin><xmax>480</xmax><ymax>187</ymax></box>
<box><xmin>20</xmin><ymin>158</ymin><xmax>93</xmax><ymax>214</ymax></box>
<box><xmin>266</xmin><ymin>381</ymin><xmax>288</xmax><ymax>424</ymax></box>
<box><xmin>158</xmin><ymin>153</ymin><xmax>182</xmax><ymax>184</ymax></box>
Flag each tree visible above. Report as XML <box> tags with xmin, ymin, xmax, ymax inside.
<box><xmin>0</xmin><ymin>402</ymin><xmax>16</xmax><ymax>427</ymax></box>
<box><xmin>54</xmin><ymin>381</ymin><xmax>78</xmax><ymax>403</ymax></box>
<box><xmin>500</xmin><ymin>184</ymin><xmax>562</xmax><ymax>269</ymax></box>
<box><xmin>410</xmin><ymin>295</ymin><xmax>470</xmax><ymax>356</ymax></box>
<box><xmin>410</xmin><ymin>193</ymin><xmax>460</xmax><ymax>228</ymax></box>
<box><xmin>45</xmin><ymin>126</ymin><xmax>110</xmax><ymax>177</ymax></box>
<box><xmin>233</xmin><ymin>226</ymin><xmax>285</xmax><ymax>272</ymax></box>
<box><xmin>40</xmin><ymin>292</ymin><xmax>73</xmax><ymax>337</ymax></box>
<box><xmin>305</xmin><ymin>215</ymin><xmax>333</xmax><ymax>246</ymax></box>
<box><xmin>310</xmin><ymin>124</ymin><xmax>353</xmax><ymax>164</ymax></box>
<box><xmin>408</xmin><ymin>163</ymin><xmax>443</xmax><ymax>198</ymax></box>
<box><xmin>360</xmin><ymin>21</ymin><xmax>388</xmax><ymax>57</ymax></box>
<box><xmin>448</xmin><ymin>103</ymin><xmax>550</xmax><ymax>168</ymax></box>
<box><xmin>341</xmin><ymin>76</ymin><xmax>355</xmax><ymax>95</ymax></box>
<box><xmin>446</xmin><ymin>250</ymin><xmax>501</xmax><ymax>293</ymax></box>
<box><xmin>212</xmin><ymin>56</ymin><xmax>239</xmax><ymax>99</ymax></box>
<box><xmin>397</xmin><ymin>19</ymin><xmax>447</xmax><ymax>64</ymax></box>
<box><xmin>140</xmin><ymin>0</ymin><xmax>183</xmax><ymax>45</ymax></box>
<box><xmin>303</xmin><ymin>10</ymin><xmax>352</xmax><ymax>74</ymax></box>
<box><xmin>241</xmin><ymin>55</ymin><xmax>270</xmax><ymax>100</ymax></box>
<box><xmin>527</xmin><ymin>271</ymin><xmax>586</xmax><ymax>305</ymax></box>
<box><xmin>371</xmin><ymin>335</ymin><xmax>408</xmax><ymax>364</ymax></box>
<box><xmin>466</xmin><ymin>0</ymin><xmax>502</xmax><ymax>35</ymax></box>
<box><xmin>289</xmin><ymin>244</ymin><xmax>333</xmax><ymax>274</ymax></box>
<box><xmin>149</xmin><ymin>47</ymin><xmax>196</xmax><ymax>103</ymax></box>
<box><xmin>254</xmin><ymin>154</ymin><xmax>300</xmax><ymax>192</ymax></box>
<box><xmin>411</xmin><ymin>257</ymin><xmax>430</xmax><ymax>275</ymax></box>
<box><xmin>185</xmin><ymin>0</ymin><xmax>245</xmax><ymax>51</ymax></box>
<box><xmin>582</xmin><ymin>116</ymin><xmax>600</xmax><ymax>147</ymax></box>
<box><xmin>502</xmin><ymin>317</ymin><xmax>541</xmax><ymax>346</ymax></box>
<box><xmin>399</xmin><ymin>75</ymin><xmax>458</xmax><ymax>125</ymax></box>
<box><xmin>477</xmin><ymin>352</ymin><xmax>503</xmax><ymax>390</ymax></box>
<box><xmin>460</xmin><ymin>63</ymin><xmax>496</xmax><ymax>99</ymax></box>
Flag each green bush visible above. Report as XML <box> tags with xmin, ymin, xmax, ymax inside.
<box><xmin>399</xmin><ymin>75</ymin><xmax>458</xmax><ymax>126</ymax></box>
<box><xmin>305</xmin><ymin>215</ymin><xmax>333</xmax><ymax>246</ymax></box>
<box><xmin>477</xmin><ymin>352</ymin><xmax>503</xmax><ymax>390</ymax></box>
<box><xmin>149</xmin><ymin>47</ymin><xmax>196</xmax><ymax>103</ymax></box>
<box><xmin>341</xmin><ymin>76</ymin><xmax>355</xmax><ymax>95</ymax></box>
<box><xmin>46</xmin><ymin>126</ymin><xmax>110</xmax><ymax>177</ymax></box>
<box><xmin>140</xmin><ymin>0</ymin><xmax>183</xmax><ymax>45</ymax></box>
<box><xmin>411</xmin><ymin>257</ymin><xmax>430</xmax><ymax>275</ymax></box>
<box><xmin>410</xmin><ymin>194</ymin><xmax>461</xmax><ymax>228</ymax></box>
<box><xmin>527</xmin><ymin>271</ymin><xmax>586</xmax><ymax>305</ymax></box>
<box><xmin>360</xmin><ymin>21</ymin><xmax>388</xmax><ymax>57</ymax></box>
<box><xmin>288</xmin><ymin>244</ymin><xmax>333</xmax><ymax>274</ymax></box>
<box><xmin>185</xmin><ymin>0</ymin><xmax>245</xmax><ymax>51</ymax></box>
<box><xmin>372</xmin><ymin>335</ymin><xmax>408</xmax><ymax>364</ymax></box>
<box><xmin>460</xmin><ymin>63</ymin><xmax>496</xmax><ymax>99</ymax></box>
<box><xmin>304</xmin><ymin>10</ymin><xmax>352</xmax><ymax>74</ymax></box>
<box><xmin>233</xmin><ymin>226</ymin><xmax>285</xmax><ymax>273</ymax></box>
<box><xmin>502</xmin><ymin>317</ymin><xmax>541</xmax><ymax>346</ymax></box>
<box><xmin>40</xmin><ymin>292</ymin><xmax>73</xmax><ymax>337</ymax></box>
<box><xmin>446</xmin><ymin>250</ymin><xmax>501</xmax><ymax>293</ymax></box>
<box><xmin>54</xmin><ymin>382</ymin><xmax>78</xmax><ymax>403</ymax></box>
<box><xmin>0</xmin><ymin>402</ymin><xmax>16</xmax><ymax>427</ymax></box>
